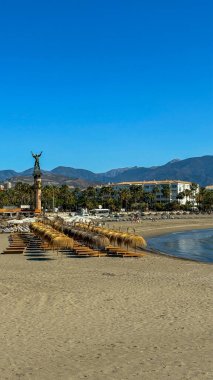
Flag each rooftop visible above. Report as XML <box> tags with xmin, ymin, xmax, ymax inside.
<box><xmin>111</xmin><ymin>180</ymin><xmax>193</xmax><ymax>186</ymax></box>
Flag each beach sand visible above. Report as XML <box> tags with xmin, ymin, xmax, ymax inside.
<box><xmin>0</xmin><ymin>218</ymin><xmax>213</xmax><ymax>380</ymax></box>
<box><xmin>107</xmin><ymin>215</ymin><xmax>213</xmax><ymax>239</ymax></box>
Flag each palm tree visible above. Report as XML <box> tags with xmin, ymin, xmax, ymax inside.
<box><xmin>202</xmin><ymin>190</ymin><xmax>213</xmax><ymax>211</ymax></box>
<box><xmin>196</xmin><ymin>187</ymin><xmax>206</xmax><ymax>210</ymax></box>
<box><xmin>119</xmin><ymin>188</ymin><xmax>131</xmax><ymax>211</ymax></box>
<box><xmin>176</xmin><ymin>191</ymin><xmax>185</xmax><ymax>204</ymax></box>
<box><xmin>13</xmin><ymin>182</ymin><xmax>33</xmax><ymax>206</ymax></box>
<box><xmin>143</xmin><ymin>193</ymin><xmax>155</xmax><ymax>210</ymax></box>
<box><xmin>42</xmin><ymin>185</ymin><xmax>59</xmax><ymax>211</ymax></box>
<box><xmin>190</xmin><ymin>183</ymin><xmax>198</xmax><ymax>207</ymax></box>
<box><xmin>152</xmin><ymin>185</ymin><xmax>160</xmax><ymax>208</ymax></box>
<box><xmin>184</xmin><ymin>189</ymin><xmax>191</xmax><ymax>203</ymax></box>
<box><xmin>161</xmin><ymin>184</ymin><xmax>171</xmax><ymax>202</ymax></box>
<box><xmin>58</xmin><ymin>185</ymin><xmax>76</xmax><ymax>211</ymax></box>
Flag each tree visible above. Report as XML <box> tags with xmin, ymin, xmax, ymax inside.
<box><xmin>151</xmin><ymin>186</ymin><xmax>161</xmax><ymax>209</ymax></box>
<box><xmin>130</xmin><ymin>185</ymin><xmax>144</xmax><ymax>203</ymax></box>
<box><xmin>143</xmin><ymin>192</ymin><xmax>155</xmax><ymax>210</ymax></box>
<box><xmin>190</xmin><ymin>183</ymin><xmax>198</xmax><ymax>207</ymax></box>
<box><xmin>184</xmin><ymin>189</ymin><xmax>191</xmax><ymax>203</ymax></box>
<box><xmin>176</xmin><ymin>191</ymin><xmax>185</xmax><ymax>204</ymax></box>
<box><xmin>58</xmin><ymin>185</ymin><xmax>76</xmax><ymax>211</ymax></box>
<box><xmin>82</xmin><ymin>186</ymin><xmax>98</xmax><ymax>210</ymax></box>
<box><xmin>161</xmin><ymin>184</ymin><xmax>171</xmax><ymax>201</ymax></box>
<box><xmin>119</xmin><ymin>188</ymin><xmax>131</xmax><ymax>211</ymax></box>
<box><xmin>165</xmin><ymin>201</ymin><xmax>181</xmax><ymax>211</ymax></box>
<box><xmin>42</xmin><ymin>185</ymin><xmax>57</xmax><ymax>211</ymax></box>
<box><xmin>0</xmin><ymin>182</ymin><xmax>34</xmax><ymax>207</ymax></box>
<box><xmin>98</xmin><ymin>186</ymin><xmax>115</xmax><ymax>208</ymax></box>
<box><xmin>196</xmin><ymin>187</ymin><xmax>205</xmax><ymax>210</ymax></box>
<box><xmin>155</xmin><ymin>202</ymin><xmax>165</xmax><ymax>211</ymax></box>
<box><xmin>202</xmin><ymin>190</ymin><xmax>213</xmax><ymax>211</ymax></box>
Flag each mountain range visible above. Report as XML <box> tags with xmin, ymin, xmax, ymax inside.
<box><xmin>0</xmin><ymin>155</ymin><xmax>213</xmax><ymax>187</ymax></box>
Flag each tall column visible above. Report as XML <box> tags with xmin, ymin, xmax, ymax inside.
<box><xmin>32</xmin><ymin>152</ymin><xmax>43</xmax><ymax>214</ymax></box>
<box><xmin>34</xmin><ymin>175</ymin><xmax>42</xmax><ymax>213</ymax></box>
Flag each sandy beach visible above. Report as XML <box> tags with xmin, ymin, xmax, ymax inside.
<box><xmin>108</xmin><ymin>215</ymin><xmax>213</xmax><ymax>239</ymax></box>
<box><xmin>0</xmin><ymin>218</ymin><xmax>213</xmax><ymax>380</ymax></box>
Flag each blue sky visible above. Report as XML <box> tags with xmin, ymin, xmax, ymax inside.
<box><xmin>0</xmin><ymin>0</ymin><xmax>212</xmax><ymax>172</ymax></box>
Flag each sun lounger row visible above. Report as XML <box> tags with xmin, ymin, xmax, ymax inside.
<box><xmin>105</xmin><ymin>245</ymin><xmax>146</xmax><ymax>257</ymax></box>
<box><xmin>72</xmin><ymin>242</ymin><xmax>106</xmax><ymax>257</ymax></box>
<box><xmin>2</xmin><ymin>233</ymin><xmax>30</xmax><ymax>254</ymax></box>
<box><xmin>2</xmin><ymin>232</ymin><xmax>146</xmax><ymax>259</ymax></box>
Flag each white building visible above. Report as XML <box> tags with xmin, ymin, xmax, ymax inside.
<box><xmin>4</xmin><ymin>181</ymin><xmax>12</xmax><ymax>190</ymax></box>
<box><xmin>109</xmin><ymin>180</ymin><xmax>199</xmax><ymax>205</ymax></box>
<box><xmin>205</xmin><ymin>185</ymin><xmax>213</xmax><ymax>191</ymax></box>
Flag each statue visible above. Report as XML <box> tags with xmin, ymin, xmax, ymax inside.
<box><xmin>31</xmin><ymin>151</ymin><xmax>42</xmax><ymax>177</ymax></box>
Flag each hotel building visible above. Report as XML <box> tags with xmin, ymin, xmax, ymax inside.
<box><xmin>109</xmin><ymin>180</ymin><xmax>199</xmax><ymax>205</ymax></box>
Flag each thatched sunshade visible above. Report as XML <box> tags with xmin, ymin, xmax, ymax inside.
<box><xmin>123</xmin><ymin>234</ymin><xmax>147</xmax><ymax>250</ymax></box>
<box><xmin>30</xmin><ymin>222</ymin><xmax>74</xmax><ymax>250</ymax></box>
<box><xmin>50</xmin><ymin>235</ymin><xmax>74</xmax><ymax>249</ymax></box>
<box><xmin>63</xmin><ymin>227</ymin><xmax>110</xmax><ymax>249</ymax></box>
<box><xmin>36</xmin><ymin>219</ymin><xmax>147</xmax><ymax>252</ymax></box>
<box><xmin>65</xmin><ymin>223</ymin><xmax>147</xmax><ymax>250</ymax></box>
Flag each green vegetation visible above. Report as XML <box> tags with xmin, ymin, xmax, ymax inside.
<box><xmin>0</xmin><ymin>182</ymin><xmax>213</xmax><ymax>212</ymax></box>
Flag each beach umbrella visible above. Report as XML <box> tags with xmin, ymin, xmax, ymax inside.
<box><xmin>123</xmin><ymin>234</ymin><xmax>147</xmax><ymax>251</ymax></box>
<box><xmin>30</xmin><ymin>222</ymin><xmax>74</xmax><ymax>250</ymax></box>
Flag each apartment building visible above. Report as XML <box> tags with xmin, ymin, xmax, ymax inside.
<box><xmin>205</xmin><ymin>185</ymin><xmax>213</xmax><ymax>191</ymax></box>
<box><xmin>110</xmin><ymin>180</ymin><xmax>199</xmax><ymax>205</ymax></box>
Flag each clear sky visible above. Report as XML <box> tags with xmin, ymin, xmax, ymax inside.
<box><xmin>0</xmin><ymin>0</ymin><xmax>212</xmax><ymax>172</ymax></box>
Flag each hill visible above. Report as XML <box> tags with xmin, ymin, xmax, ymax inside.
<box><xmin>111</xmin><ymin>156</ymin><xmax>213</xmax><ymax>186</ymax></box>
<box><xmin>0</xmin><ymin>170</ymin><xmax>19</xmax><ymax>181</ymax></box>
<box><xmin>0</xmin><ymin>155</ymin><xmax>213</xmax><ymax>186</ymax></box>
<box><xmin>8</xmin><ymin>173</ymin><xmax>98</xmax><ymax>188</ymax></box>
<box><xmin>49</xmin><ymin>156</ymin><xmax>213</xmax><ymax>186</ymax></box>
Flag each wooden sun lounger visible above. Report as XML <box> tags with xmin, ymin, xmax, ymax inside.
<box><xmin>105</xmin><ymin>245</ymin><xmax>146</xmax><ymax>258</ymax></box>
<box><xmin>9</xmin><ymin>242</ymin><xmax>26</xmax><ymax>245</ymax></box>
<box><xmin>4</xmin><ymin>246</ymin><xmax>25</xmax><ymax>250</ymax></box>
<box><xmin>9</xmin><ymin>244</ymin><xmax>26</xmax><ymax>245</ymax></box>
<box><xmin>73</xmin><ymin>245</ymin><xmax>105</xmax><ymax>257</ymax></box>
<box><xmin>76</xmin><ymin>251</ymin><xmax>106</xmax><ymax>257</ymax></box>
<box><xmin>9</xmin><ymin>246</ymin><xmax>26</xmax><ymax>248</ymax></box>
<box><xmin>122</xmin><ymin>252</ymin><xmax>146</xmax><ymax>257</ymax></box>
<box><xmin>2</xmin><ymin>249</ymin><xmax>25</xmax><ymax>254</ymax></box>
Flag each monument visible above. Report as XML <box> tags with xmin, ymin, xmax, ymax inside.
<box><xmin>32</xmin><ymin>152</ymin><xmax>42</xmax><ymax>213</ymax></box>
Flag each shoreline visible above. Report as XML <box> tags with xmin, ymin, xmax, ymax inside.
<box><xmin>142</xmin><ymin>223</ymin><xmax>213</xmax><ymax>239</ymax></box>
<box><xmin>108</xmin><ymin>218</ymin><xmax>213</xmax><ymax>263</ymax></box>
<box><xmin>108</xmin><ymin>217</ymin><xmax>213</xmax><ymax>239</ymax></box>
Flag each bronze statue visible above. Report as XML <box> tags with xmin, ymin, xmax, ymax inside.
<box><xmin>31</xmin><ymin>151</ymin><xmax>42</xmax><ymax>176</ymax></box>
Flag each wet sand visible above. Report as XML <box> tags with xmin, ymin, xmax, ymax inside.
<box><xmin>0</xmin><ymin>219</ymin><xmax>213</xmax><ymax>380</ymax></box>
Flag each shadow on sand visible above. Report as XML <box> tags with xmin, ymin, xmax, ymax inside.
<box><xmin>65</xmin><ymin>254</ymin><xmax>91</xmax><ymax>259</ymax></box>
<box><xmin>26</xmin><ymin>257</ymin><xmax>55</xmax><ymax>261</ymax></box>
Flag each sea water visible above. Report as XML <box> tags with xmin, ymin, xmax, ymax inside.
<box><xmin>148</xmin><ymin>229</ymin><xmax>213</xmax><ymax>263</ymax></box>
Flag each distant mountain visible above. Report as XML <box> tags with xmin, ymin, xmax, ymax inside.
<box><xmin>51</xmin><ymin>166</ymin><xmax>97</xmax><ymax>181</ymax></box>
<box><xmin>166</xmin><ymin>159</ymin><xmax>181</xmax><ymax>165</ymax></box>
<box><xmin>110</xmin><ymin>156</ymin><xmax>213</xmax><ymax>186</ymax></box>
<box><xmin>1</xmin><ymin>155</ymin><xmax>213</xmax><ymax>186</ymax></box>
<box><xmin>19</xmin><ymin>168</ymin><xmax>50</xmax><ymax>176</ymax></box>
<box><xmin>51</xmin><ymin>166</ymin><xmax>132</xmax><ymax>182</ymax></box>
<box><xmin>9</xmin><ymin>173</ymin><xmax>98</xmax><ymax>188</ymax></box>
<box><xmin>100</xmin><ymin>167</ymin><xmax>135</xmax><ymax>179</ymax></box>
<box><xmin>0</xmin><ymin>170</ymin><xmax>18</xmax><ymax>181</ymax></box>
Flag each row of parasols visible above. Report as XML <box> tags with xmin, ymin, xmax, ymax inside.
<box><xmin>30</xmin><ymin>219</ymin><xmax>147</xmax><ymax>252</ymax></box>
<box><xmin>30</xmin><ymin>222</ymin><xmax>74</xmax><ymax>250</ymax></box>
